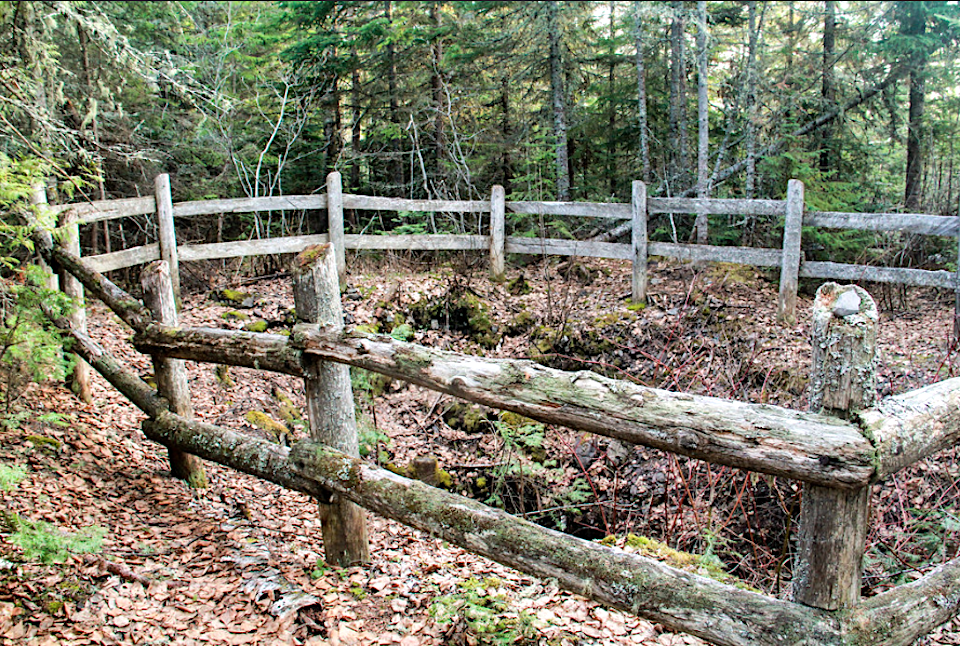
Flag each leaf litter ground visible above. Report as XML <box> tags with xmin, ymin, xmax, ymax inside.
<box><xmin>2</xmin><ymin>255</ymin><xmax>959</xmax><ymax>645</ymax></box>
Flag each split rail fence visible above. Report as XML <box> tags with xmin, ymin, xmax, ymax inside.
<box><xmin>29</xmin><ymin>214</ymin><xmax>960</xmax><ymax>645</ymax></box>
<box><xmin>32</xmin><ymin>173</ymin><xmax>960</xmax><ymax>645</ymax></box>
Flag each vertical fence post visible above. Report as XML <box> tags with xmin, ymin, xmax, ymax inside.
<box><xmin>326</xmin><ymin>171</ymin><xmax>346</xmax><ymax>288</ymax></box>
<box><xmin>631</xmin><ymin>180</ymin><xmax>648</xmax><ymax>304</ymax></box>
<box><xmin>29</xmin><ymin>184</ymin><xmax>59</xmax><ymax>291</ymax></box>
<box><xmin>155</xmin><ymin>174</ymin><xmax>180</xmax><ymax>307</ymax></box>
<box><xmin>293</xmin><ymin>244</ymin><xmax>370</xmax><ymax>567</ymax></box>
<box><xmin>60</xmin><ymin>210</ymin><xmax>93</xmax><ymax>403</ymax></box>
<box><xmin>793</xmin><ymin>282</ymin><xmax>876</xmax><ymax>610</ymax></box>
<box><xmin>141</xmin><ymin>260</ymin><xmax>208</xmax><ymax>488</ymax></box>
<box><xmin>954</xmin><ymin>198</ymin><xmax>960</xmax><ymax>341</ymax></box>
<box><xmin>490</xmin><ymin>184</ymin><xmax>506</xmax><ymax>281</ymax></box>
<box><xmin>777</xmin><ymin>179</ymin><xmax>804</xmax><ymax>325</ymax></box>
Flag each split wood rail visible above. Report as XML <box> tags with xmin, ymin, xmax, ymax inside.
<box><xmin>30</xmin><ymin>219</ymin><xmax>960</xmax><ymax>646</ymax></box>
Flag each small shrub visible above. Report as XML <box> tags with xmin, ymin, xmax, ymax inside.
<box><xmin>0</xmin><ymin>464</ymin><xmax>26</xmax><ymax>491</ymax></box>
<box><xmin>7</xmin><ymin>514</ymin><xmax>105</xmax><ymax>564</ymax></box>
<box><xmin>430</xmin><ymin>577</ymin><xmax>541</xmax><ymax>646</ymax></box>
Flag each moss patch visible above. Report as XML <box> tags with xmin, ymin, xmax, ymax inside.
<box><xmin>408</xmin><ymin>283</ymin><xmax>500</xmax><ymax>348</ymax></box>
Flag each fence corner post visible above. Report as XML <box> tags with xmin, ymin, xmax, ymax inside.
<box><xmin>631</xmin><ymin>180</ymin><xmax>648</xmax><ymax>304</ymax></box>
<box><xmin>793</xmin><ymin>282</ymin><xmax>877</xmax><ymax>610</ymax></box>
<box><xmin>490</xmin><ymin>184</ymin><xmax>506</xmax><ymax>282</ymax></box>
<box><xmin>777</xmin><ymin>179</ymin><xmax>804</xmax><ymax>325</ymax></box>
<box><xmin>155</xmin><ymin>174</ymin><xmax>181</xmax><ymax>307</ymax></box>
<box><xmin>141</xmin><ymin>260</ymin><xmax>208</xmax><ymax>488</ymax></box>
<box><xmin>326</xmin><ymin>171</ymin><xmax>346</xmax><ymax>288</ymax></box>
<box><xmin>293</xmin><ymin>243</ymin><xmax>370</xmax><ymax>567</ymax></box>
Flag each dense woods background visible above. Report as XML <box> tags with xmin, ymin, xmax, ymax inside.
<box><xmin>2</xmin><ymin>0</ymin><xmax>960</xmax><ymax>254</ymax></box>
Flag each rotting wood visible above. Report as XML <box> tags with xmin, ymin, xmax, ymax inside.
<box><xmin>33</xmin><ymin>230</ymin><xmax>152</xmax><ymax>331</ymax></box>
<box><xmin>172</xmin><ymin>194</ymin><xmax>326</xmax><ymax>217</ymax></box>
<box><xmin>843</xmin><ymin>552</ymin><xmax>960</xmax><ymax>645</ymax></box>
<box><xmin>142</xmin><ymin>261</ymin><xmax>208</xmax><ymax>488</ymax></box>
<box><xmin>860</xmin><ymin>376</ymin><xmax>960</xmax><ymax>479</ymax></box>
<box><xmin>794</xmin><ymin>283</ymin><xmax>877</xmax><ymax>610</ymax></box>
<box><xmin>135</xmin><ymin>322</ymin><xmax>873</xmax><ymax>487</ymax></box>
<box><xmin>800</xmin><ymin>261</ymin><xmax>954</xmax><ymax>289</ymax></box>
<box><xmin>293</xmin><ymin>244</ymin><xmax>370</xmax><ymax>566</ymax></box>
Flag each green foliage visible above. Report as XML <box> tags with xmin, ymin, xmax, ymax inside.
<box><xmin>0</xmin><ymin>464</ymin><xmax>27</xmax><ymax>491</ymax></box>
<box><xmin>6</xmin><ymin>514</ymin><xmax>105</xmax><ymax>565</ymax></box>
<box><xmin>0</xmin><ymin>265</ymin><xmax>74</xmax><ymax>409</ymax></box>
<box><xmin>430</xmin><ymin>577</ymin><xmax>541</xmax><ymax>646</ymax></box>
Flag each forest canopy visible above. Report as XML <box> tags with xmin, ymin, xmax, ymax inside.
<box><xmin>1</xmin><ymin>1</ymin><xmax>959</xmax><ymax>243</ymax></box>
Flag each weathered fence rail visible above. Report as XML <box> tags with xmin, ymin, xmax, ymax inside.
<box><xmin>28</xmin><ymin>217</ymin><xmax>960</xmax><ymax>644</ymax></box>
<box><xmin>50</xmin><ymin>171</ymin><xmax>960</xmax><ymax>312</ymax></box>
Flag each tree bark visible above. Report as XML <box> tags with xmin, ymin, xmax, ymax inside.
<box><xmin>793</xmin><ymin>283</ymin><xmax>877</xmax><ymax>610</ymax></box>
<box><xmin>668</xmin><ymin>1</ymin><xmax>688</xmax><ymax>189</ymax></box>
<box><xmin>292</xmin><ymin>244</ymin><xmax>370</xmax><ymax>566</ymax></box>
<box><xmin>695</xmin><ymin>0</ymin><xmax>709</xmax><ymax>243</ymax></box>
<box><xmin>633</xmin><ymin>2</ymin><xmax>651</xmax><ymax>184</ymax></box>
<box><xmin>820</xmin><ymin>1</ymin><xmax>837</xmax><ymax>176</ymax></box>
<box><xmin>141</xmin><ymin>261</ymin><xmax>208</xmax><ymax>488</ymax></box>
<box><xmin>547</xmin><ymin>1</ymin><xmax>571</xmax><ymax>201</ymax></box>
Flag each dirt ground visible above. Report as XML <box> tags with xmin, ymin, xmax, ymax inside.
<box><xmin>2</xmin><ymin>253</ymin><xmax>960</xmax><ymax>645</ymax></box>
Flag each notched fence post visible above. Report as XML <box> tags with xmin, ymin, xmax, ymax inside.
<box><xmin>793</xmin><ymin>282</ymin><xmax>877</xmax><ymax>610</ymax></box>
<box><xmin>777</xmin><ymin>179</ymin><xmax>804</xmax><ymax>325</ymax></box>
<box><xmin>141</xmin><ymin>260</ymin><xmax>208</xmax><ymax>488</ymax></box>
<box><xmin>490</xmin><ymin>184</ymin><xmax>506</xmax><ymax>281</ymax></box>
<box><xmin>293</xmin><ymin>243</ymin><xmax>370</xmax><ymax>567</ymax></box>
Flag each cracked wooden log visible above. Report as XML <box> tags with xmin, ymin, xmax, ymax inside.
<box><xmin>794</xmin><ymin>283</ymin><xmax>877</xmax><ymax>610</ymax></box>
<box><xmin>292</xmin><ymin>244</ymin><xmax>369</xmax><ymax>566</ymax></box>
<box><xmin>142</xmin><ymin>261</ymin><xmax>208</xmax><ymax>488</ymax></box>
<box><xmin>135</xmin><ymin>322</ymin><xmax>874</xmax><ymax>488</ymax></box>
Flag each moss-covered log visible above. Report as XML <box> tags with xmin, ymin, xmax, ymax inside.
<box><xmin>860</xmin><ymin>376</ymin><xmax>960</xmax><ymax>479</ymax></box>
<box><xmin>33</xmin><ymin>228</ymin><xmax>152</xmax><ymax>331</ymax></box>
<box><xmin>290</xmin><ymin>326</ymin><xmax>874</xmax><ymax>488</ymax></box>
<box><xmin>136</xmin><ymin>322</ymin><xmax>873</xmax><ymax>487</ymax></box>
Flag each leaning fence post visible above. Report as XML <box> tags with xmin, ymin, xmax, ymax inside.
<box><xmin>326</xmin><ymin>171</ymin><xmax>346</xmax><ymax>287</ymax></box>
<box><xmin>29</xmin><ymin>184</ymin><xmax>58</xmax><ymax>291</ymax></box>
<box><xmin>777</xmin><ymin>179</ymin><xmax>804</xmax><ymax>324</ymax></box>
<box><xmin>490</xmin><ymin>184</ymin><xmax>506</xmax><ymax>281</ymax></box>
<box><xmin>141</xmin><ymin>260</ymin><xmax>208</xmax><ymax>488</ymax></box>
<box><xmin>155</xmin><ymin>174</ymin><xmax>181</xmax><ymax>306</ymax></box>
<box><xmin>631</xmin><ymin>180</ymin><xmax>648</xmax><ymax>304</ymax></box>
<box><xmin>60</xmin><ymin>210</ymin><xmax>93</xmax><ymax>403</ymax></box>
<box><xmin>293</xmin><ymin>244</ymin><xmax>370</xmax><ymax>566</ymax></box>
<box><xmin>793</xmin><ymin>282</ymin><xmax>877</xmax><ymax>610</ymax></box>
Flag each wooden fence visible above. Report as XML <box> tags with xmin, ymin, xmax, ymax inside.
<box><xmin>49</xmin><ymin>172</ymin><xmax>960</xmax><ymax>320</ymax></box>
<box><xmin>30</xmin><ymin>213</ymin><xmax>960</xmax><ymax>645</ymax></box>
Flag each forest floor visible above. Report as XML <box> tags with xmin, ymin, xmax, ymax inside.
<box><xmin>3</xmin><ymin>253</ymin><xmax>960</xmax><ymax>645</ymax></box>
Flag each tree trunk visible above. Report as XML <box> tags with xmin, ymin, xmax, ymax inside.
<box><xmin>607</xmin><ymin>1</ymin><xmax>617</xmax><ymax>197</ymax></box>
<box><xmin>547</xmin><ymin>1</ymin><xmax>571</xmax><ymax>201</ymax></box>
<box><xmin>350</xmin><ymin>49</ymin><xmax>362</xmax><ymax>195</ymax></box>
<box><xmin>634</xmin><ymin>2</ymin><xmax>651</xmax><ymax>184</ymax></box>
<box><xmin>384</xmin><ymin>1</ymin><xmax>403</xmax><ymax>193</ymax></box>
<box><xmin>820</xmin><ymin>1</ymin><xmax>837</xmax><ymax>176</ymax></box>
<box><xmin>744</xmin><ymin>0</ymin><xmax>759</xmax><ymax>200</ymax></box>
<box><xmin>695</xmin><ymin>0</ymin><xmax>709</xmax><ymax>243</ymax></box>
<box><xmin>668</xmin><ymin>1</ymin><xmax>688</xmax><ymax>189</ymax></box>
